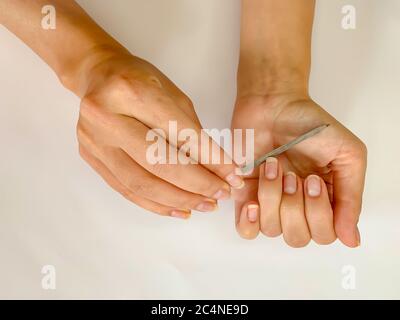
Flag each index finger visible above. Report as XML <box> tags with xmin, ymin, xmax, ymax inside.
<box><xmin>115</xmin><ymin>83</ymin><xmax>245</xmax><ymax>189</ymax></box>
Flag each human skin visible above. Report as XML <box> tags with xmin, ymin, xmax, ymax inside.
<box><xmin>0</xmin><ymin>0</ymin><xmax>246</xmax><ymax>218</ymax></box>
<box><xmin>233</xmin><ymin>0</ymin><xmax>367</xmax><ymax>247</ymax></box>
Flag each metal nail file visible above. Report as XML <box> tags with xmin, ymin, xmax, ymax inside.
<box><xmin>240</xmin><ymin>124</ymin><xmax>329</xmax><ymax>174</ymax></box>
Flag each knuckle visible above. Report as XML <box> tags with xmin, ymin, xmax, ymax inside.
<box><xmin>257</xmin><ymin>190</ymin><xmax>267</xmax><ymax>200</ymax></box>
<box><xmin>127</xmin><ymin>180</ymin><xmax>151</xmax><ymax>197</ymax></box>
<box><xmin>257</xmin><ymin>189</ymin><xmax>280</xmax><ymax>201</ymax></box>
<box><xmin>76</xmin><ymin>123</ymin><xmax>84</xmax><ymax>141</ymax></box>
<box><xmin>119</xmin><ymin>188</ymin><xmax>135</xmax><ymax>201</ymax></box>
<box><xmin>352</xmin><ymin>140</ymin><xmax>368</xmax><ymax>163</ymax></box>
<box><xmin>359</xmin><ymin>140</ymin><xmax>368</xmax><ymax>155</ymax></box>
<box><xmin>179</xmin><ymin>196</ymin><xmax>199</xmax><ymax>210</ymax></box>
<box><xmin>200</xmin><ymin>179</ymin><xmax>220</xmax><ymax>197</ymax></box>
<box><xmin>146</xmin><ymin>75</ymin><xmax>163</xmax><ymax>89</ymax></box>
<box><xmin>80</xmin><ymin>95</ymin><xmax>99</xmax><ymax>116</ymax></box>
<box><xmin>166</xmin><ymin>193</ymin><xmax>194</xmax><ymax>210</ymax></box>
<box><xmin>111</xmin><ymin>75</ymin><xmax>131</xmax><ymax>90</ymax></box>
<box><xmin>80</xmin><ymin>96</ymin><xmax>111</xmax><ymax>125</ymax></box>
<box><xmin>337</xmin><ymin>201</ymin><xmax>362</xmax><ymax>223</ymax></box>
<box><xmin>359</xmin><ymin>141</ymin><xmax>368</xmax><ymax>161</ymax></box>
<box><xmin>180</xmin><ymin>95</ymin><xmax>194</xmax><ymax>109</ymax></box>
<box><xmin>110</xmin><ymin>75</ymin><xmax>142</xmax><ymax>100</ymax></box>
<box><xmin>119</xmin><ymin>191</ymin><xmax>170</xmax><ymax>217</ymax></box>
<box><xmin>150</xmin><ymin>162</ymin><xmax>167</xmax><ymax>178</ymax></box>
<box><xmin>76</xmin><ymin>124</ymin><xmax>93</xmax><ymax>147</ymax></box>
<box><xmin>77</xmin><ymin>128</ymin><xmax>97</xmax><ymax>153</ymax></box>
<box><xmin>182</xmin><ymin>201</ymin><xmax>197</xmax><ymax>211</ymax></box>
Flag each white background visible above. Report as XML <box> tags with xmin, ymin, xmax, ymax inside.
<box><xmin>0</xmin><ymin>0</ymin><xmax>399</xmax><ymax>299</ymax></box>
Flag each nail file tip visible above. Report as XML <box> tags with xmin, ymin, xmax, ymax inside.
<box><xmin>242</xmin><ymin>124</ymin><xmax>329</xmax><ymax>174</ymax></box>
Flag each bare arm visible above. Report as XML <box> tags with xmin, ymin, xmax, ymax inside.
<box><xmin>0</xmin><ymin>0</ymin><xmax>129</xmax><ymax>95</ymax></box>
<box><xmin>238</xmin><ymin>0</ymin><xmax>314</xmax><ymax>97</ymax></box>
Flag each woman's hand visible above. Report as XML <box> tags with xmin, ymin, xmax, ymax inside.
<box><xmin>232</xmin><ymin>94</ymin><xmax>367</xmax><ymax>247</ymax></box>
<box><xmin>235</xmin><ymin>0</ymin><xmax>367</xmax><ymax>247</ymax></box>
<box><xmin>77</xmin><ymin>51</ymin><xmax>244</xmax><ymax>218</ymax></box>
<box><xmin>0</xmin><ymin>1</ymin><xmax>244</xmax><ymax>218</ymax></box>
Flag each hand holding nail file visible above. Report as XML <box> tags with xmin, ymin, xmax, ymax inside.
<box><xmin>241</xmin><ymin>124</ymin><xmax>330</xmax><ymax>174</ymax></box>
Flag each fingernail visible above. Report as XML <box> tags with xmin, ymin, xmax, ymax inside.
<box><xmin>170</xmin><ymin>210</ymin><xmax>191</xmax><ymax>219</ymax></box>
<box><xmin>195</xmin><ymin>199</ymin><xmax>218</xmax><ymax>212</ymax></box>
<box><xmin>226</xmin><ymin>172</ymin><xmax>245</xmax><ymax>189</ymax></box>
<box><xmin>283</xmin><ymin>172</ymin><xmax>297</xmax><ymax>194</ymax></box>
<box><xmin>307</xmin><ymin>175</ymin><xmax>321</xmax><ymax>197</ymax></box>
<box><xmin>265</xmin><ymin>157</ymin><xmax>278</xmax><ymax>180</ymax></box>
<box><xmin>356</xmin><ymin>227</ymin><xmax>361</xmax><ymax>246</ymax></box>
<box><xmin>212</xmin><ymin>187</ymin><xmax>231</xmax><ymax>200</ymax></box>
<box><xmin>247</xmin><ymin>204</ymin><xmax>259</xmax><ymax>222</ymax></box>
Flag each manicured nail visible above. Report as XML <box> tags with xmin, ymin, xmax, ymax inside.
<box><xmin>356</xmin><ymin>227</ymin><xmax>361</xmax><ymax>246</ymax></box>
<box><xmin>283</xmin><ymin>172</ymin><xmax>297</xmax><ymax>194</ymax></box>
<box><xmin>170</xmin><ymin>210</ymin><xmax>191</xmax><ymax>219</ymax></box>
<box><xmin>195</xmin><ymin>199</ymin><xmax>218</xmax><ymax>212</ymax></box>
<box><xmin>226</xmin><ymin>172</ymin><xmax>245</xmax><ymax>189</ymax></box>
<box><xmin>265</xmin><ymin>157</ymin><xmax>278</xmax><ymax>180</ymax></box>
<box><xmin>247</xmin><ymin>204</ymin><xmax>259</xmax><ymax>222</ymax></box>
<box><xmin>212</xmin><ymin>187</ymin><xmax>231</xmax><ymax>200</ymax></box>
<box><xmin>307</xmin><ymin>175</ymin><xmax>321</xmax><ymax>197</ymax></box>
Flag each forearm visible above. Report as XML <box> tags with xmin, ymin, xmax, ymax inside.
<box><xmin>0</xmin><ymin>0</ymin><xmax>128</xmax><ymax>95</ymax></box>
<box><xmin>238</xmin><ymin>0</ymin><xmax>315</xmax><ymax>97</ymax></box>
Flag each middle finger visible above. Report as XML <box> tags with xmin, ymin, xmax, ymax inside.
<box><xmin>280</xmin><ymin>172</ymin><xmax>311</xmax><ymax>248</ymax></box>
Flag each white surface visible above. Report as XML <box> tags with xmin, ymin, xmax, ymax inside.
<box><xmin>0</xmin><ymin>0</ymin><xmax>399</xmax><ymax>299</ymax></box>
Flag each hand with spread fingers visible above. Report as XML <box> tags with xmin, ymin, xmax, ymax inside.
<box><xmin>232</xmin><ymin>0</ymin><xmax>367</xmax><ymax>247</ymax></box>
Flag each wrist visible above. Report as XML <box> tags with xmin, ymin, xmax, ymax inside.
<box><xmin>58</xmin><ymin>43</ymin><xmax>130</xmax><ymax>96</ymax></box>
<box><xmin>46</xmin><ymin>2</ymin><xmax>130</xmax><ymax>95</ymax></box>
<box><xmin>237</xmin><ymin>55</ymin><xmax>310</xmax><ymax>99</ymax></box>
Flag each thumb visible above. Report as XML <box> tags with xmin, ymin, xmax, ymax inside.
<box><xmin>333</xmin><ymin>143</ymin><xmax>367</xmax><ymax>247</ymax></box>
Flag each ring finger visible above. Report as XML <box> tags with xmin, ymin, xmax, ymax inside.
<box><xmin>258</xmin><ymin>157</ymin><xmax>283</xmax><ymax>237</ymax></box>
